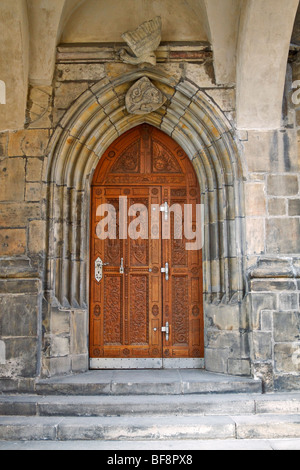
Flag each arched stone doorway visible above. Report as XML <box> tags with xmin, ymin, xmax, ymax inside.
<box><xmin>89</xmin><ymin>124</ymin><xmax>204</xmax><ymax>369</ymax></box>
<box><xmin>43</xmin><ymin>69</ymin><xmax>248</xmax><ymax>378</ymax></box>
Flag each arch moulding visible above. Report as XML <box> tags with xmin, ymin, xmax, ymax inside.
<box><xmin>43</xmin><ymin>68</ymin><xmax>248</xmax><ymax>377</ymax></box>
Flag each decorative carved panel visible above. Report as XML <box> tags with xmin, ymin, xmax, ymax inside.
<box><xmin>111</xmin><ymin>141</ymin><xmax>140</xmax><ymax>173</ymax></box>
<box><xmin>173</xmin><ymin>277</ymin><xmax>189</xmax><ymax>346</ymax></box>
<box><xmin>152</xmin><ymin>140</ymin><xmax>181</xmax><ymax>173</ymax></box>
<box><xmin>89</xmin><ymin>124</ymin><xmax>204</xmax><ymax>363</ymax></box>
<box><xmin>130</xmin><ymin>275</ymin><xmax>149</xmax><ymax>345</ymax></box>
<box><xmin>103</xmin><ymin>276</ymin><xmax>122</xmax><ymax>345</ymax></box>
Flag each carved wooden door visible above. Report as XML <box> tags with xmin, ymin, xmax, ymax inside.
<box><xmin>89</xmin><ymin>125</ymin><xmax>204</xmax><ymax>369</ymax></box>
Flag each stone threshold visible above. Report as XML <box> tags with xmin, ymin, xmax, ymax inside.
<box><xmin>35</xmin><ymin>370</ymin><xmax>262</xmax><ymax>396</ymax></box>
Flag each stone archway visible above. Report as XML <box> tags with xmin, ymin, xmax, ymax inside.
<box><xmin>43</xmin><ymin>68</ymin><xmax>247</xmax><ymax>378</ymax></box>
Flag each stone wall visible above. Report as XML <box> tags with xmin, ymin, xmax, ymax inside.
<box><xmin>241</xmin><ymin>58</ymin><xmax>300</xmax><ymax>391</ymax></box>
<box><xmin>0</xmin><ymin>44</ymin><xmax>300</xmax><ymax>392</ymax></box>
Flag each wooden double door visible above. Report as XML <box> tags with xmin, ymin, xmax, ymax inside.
<box><xmin>89</xmin><ymin>125</ymin><xmax>204</xmax><ymax>369</ymax></box>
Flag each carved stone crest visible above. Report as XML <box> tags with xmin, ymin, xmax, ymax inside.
<box><xmin>125</xmin><ymin>77</ymin><xmax>167</xmax><ymax>115</ymax></box>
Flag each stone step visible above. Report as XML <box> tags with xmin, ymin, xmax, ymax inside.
<box><xmin>35</xmin><ymin>370</ymin><xmax>263</xmax><ymax>396</ymax></box>
<box><xmin>1</xmin><ymin>414</ymin><xmax>300</xmax><ymax>441</ymax></box>
<box><xmin>1</xmin><ymin>393</ymin><xmax>300</xmax><ymax>417</ymax></box>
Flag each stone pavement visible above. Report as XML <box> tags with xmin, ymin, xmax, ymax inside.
<box><xmin>1</xmin><ymin>439</ymin><xmax>300</xmax><ymax>450</ymax></box>
<box><xmin>0</xmin><ymin>371</ymin><xmax>300</xmax><ymax>449</ymax></box>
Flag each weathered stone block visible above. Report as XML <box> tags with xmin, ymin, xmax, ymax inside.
<box><xmin>54</xmin><ymin>82</ymin><xmax>89</xmax><ymax>110</ymax></box>
<box><xmin>0</xmin><ymin>295</ymin><xmax>38</xmax><ymax>337</ymax></box>
<box><xmin>251</xmin><ymin>331</ymin><xmax>272</xmax><ymax>361</ymax></box>
<box><xmin>25</xmin><ymin>182</ymin><xmax>42</xmax><ymax>202</ymax></box>
<box><xmin>274</xmin><ymin>374</ymin><xmax>300</xmax><ymax>392</ymax></box>
<box><xmin>0</xmin><ymin>203</ymin><xmax>40</xmax><ymax>228</ymax></box>
<box><xmin>205</xmin><ymin>89</ymin><xmax>235</xmax><ymax>112</ymax></box>
<box><xmin>71</xmin><ymin>354</ymin><xmax>89</xmax><ymax>373</ymax></box>
<box><xmin>3</xmin><ymin>337</ymin><xmax>38</xmax><ymax>378</ymax></box>
<box><xmin>206</xmin><ymin>330</ymin><xmax>243</xmax><ymax>357</ymax></box>
<box><xmin>268</xmin><ymin>198</ymin><xmax>286</xmax><ymax>216</ymax></box>
<box><xmin>251</xmin><ymin>279</ymin><xmax>297</xmax><ymax>292</ymax></box>
<box><xmin>0</xmin><ymin>157</ymin><xmax>25</xmax><ymax>202</ymax></box>
<box><xmin>51</xmin><ymin>337</ymin><xmax>70</xmax><ymax>358</ymax></box>
<box><xmin>266</xmin><ymin>218</ymin><xmax>300</xmax><ymax>254</ymax></box>
<box><xmin>252</xmin><ymin>363</ymin><xmax>274</xmax><ymax>393</ymax></box>
<box><xmin>250</xmin><ymin>257</ymin><xmax>294</xmax><ymax>278</ymax></box>
<box><xmin>71</xmin><ymin>310</ymin><xmax>88</xmax><ymax>355</ymax></box>
<box><xmin>8</xmin><ymin>130</ymin><xmax>49</xmax><ymax>157</ymax></box>
<box><xmin>27</xmin><ymin>86</ymin><xmax>52</xmax><ymax>129</ymax></box>
<box><xmin>57</xmin><ymin>64</ymin><xmax>106</xmax><ymax>82</ymax></box>
<box><xmin>228</xmin><ymin>358</ymin><xmax>251</xmax><ymax>376</ymax></box>
<box><xmin>0</xmin><ymin>229</ymin><xmax>26</xmax><ymax>256</ymax></box>
<box><xmin>0</xmin><ymin>133</ymin><xmax>8</xmax><ymax>156</ymax></box>
<box><xmin>0</xmin><ymin>279</ymin><xmax>40</xmax><ymax>295</ymax></box>
<box><xmin>43</xmin><ymin>357</ymin><xmax>72</xmax><ymax>377</ymax></box>
<box><xmin>245</xmin><ymin>218</ymin><xmax>265</xmax><ymax>255</ymax></box>
<box><xmin>274</xmin><ymin>312</ymin><xmax>300</xmax><ymax>342</ymax></box>
<box><xmin>288</xmin><ymin>199</ymin><xmax>300</xmax><ymax>216</ymax></box>
<box><xmin>249</xmin><ymin>293</ymin><xmax>277</xmax><ymax>330</ymax></box>
<box><xmin>274</xmin><ymin>343</ymin><xmax>300</xmax><ymax>373</ymax></box>
<box><xmin>185</xmin><ymin>63</ymin><xmax>216</xmax><ymax>88</ymax></box>
<box><xmin>261</xmin><ymin>311</ymin><xmax>273</xmax><ymax>331</ymax></box>
<box><xmin>205</xmin><ymin>303</ymin><xmax>240</xmax><ymax>331</ymax></box>
<box><xmin>50</xmin><ymin>309</ymin><xmax>70</xmax><ymax>336</ymax></box>
<box><xmin>267</xmin><ymin>175</ymin><xmax>299</xmax><ymax>197</ymax></box>
<box><xmin>245</xmin><ymin>183</ymin><xmax>266</xmax><ymax>216</ymax></box>
<box><xmin>26</xmin><ymin>157</ymin><xmax>44</xmax><ymax>182</ymax></box>
<box><xmin>205</xmin><ymin>348</ymin><xmax>228</xmax><ymax>374</ymax></box>
<box><xmin>279</xmin><ymin>292</ymin><xmax>299</xmax><ymax>311</ymax></box>
<box><xmin>0</xmin><ymin>340</ymin><xmax>6</xmax><ymax>365</ymax></box>
<box><xmin>28</xmin><ymin>220</ymin><xmax>45</xmax><ymax>254</ymax></box>
<box><xmin>242</xmin><ymin>131</ymin><xmax>275</xmax><ymax>173</ymax></box>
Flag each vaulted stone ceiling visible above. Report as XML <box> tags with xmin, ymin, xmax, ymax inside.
<box><xmin>291</xmin><ymin>2</ymin><xmax>300</xmax><ymax>45</ymax></box>
<box><xmin>61</xmin><ymin>0</ymin><xmax>209</xmax><ymax>43</ymax></box>
<box><xmin>0</xmin><ymin>0</ymin><xmax>299</xmax><ymax>132</ymax></box>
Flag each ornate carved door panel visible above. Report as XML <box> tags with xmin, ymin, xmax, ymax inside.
<box><xmin>89</xmin><ymin>124</ymin><xmax>204</xmax><ymax>369</ymax></box>
<box><xmin>161</xmin><ymin>187</ymin><xmax>204</xmax><ymax>367</ymax></box>
<box><xmin>90</xmin><ymin>186</ymin><xmax>163</xmax><ymax>367</ymax></box>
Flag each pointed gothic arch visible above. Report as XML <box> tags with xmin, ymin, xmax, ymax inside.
<box><xmin>43</xmin><ymin>68</ymin><xmax>248</xmax><ymax>376</ymax></box>
<box><xmin>46</xmin><ymin>68</ymin><xmax>245</xmax><ymax>309</ymax></box>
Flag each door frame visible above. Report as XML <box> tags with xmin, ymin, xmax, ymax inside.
<box><xmin>88</xmin><ymin>125</ymin><xmax>204</xmax><ymax>370</ymax></box>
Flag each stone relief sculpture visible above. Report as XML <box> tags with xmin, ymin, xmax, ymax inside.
<box><xmin>125</xmin><ymin>76</ymin><xmax>167</xmax><ymax>115</ymax></box>
<box><xmin>119</xmin><ymin>17</ymin><xmax>162</xmax><ymax>66</ymax></box>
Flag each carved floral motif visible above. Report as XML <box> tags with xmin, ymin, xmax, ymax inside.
<box><xmin>111</xmin><ymin>141</ymin><xmax>140</xmax><ymax>173</ymax></box>
<box><xmin>152</xmin><ymin>141</ymin><xmax>181</xmax><ymax>173</ymax></box>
